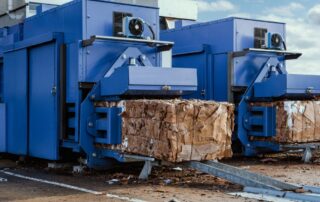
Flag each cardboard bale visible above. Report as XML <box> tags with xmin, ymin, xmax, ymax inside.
<box><xmin>96</xmin><ymin>99</ymin><xmax>234</xmax><ymax>162</ymax></box>
<box><xmin>256</xmin><ymin>101</ymin><xmax>320</xmax><ymax>143</ymax></box>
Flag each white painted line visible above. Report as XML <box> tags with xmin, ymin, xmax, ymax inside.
<box><xmin>1</xmin><ymin>170</ymin><xmax>147</xmax><ymax>202</ymax></box>
<box><xmin>106</xmin><ymin>194</ymin><xmax>147</xmax><ymax>202</ymax></box>
<box><xmin>0</xmin><ymin>170</ymin><xmax>103</xmax><ymax>195</ymax></box>
<box><xmin>229</xmin><ymin>192</ymin><xmax>295</xmax><ymax>202</ymax></box>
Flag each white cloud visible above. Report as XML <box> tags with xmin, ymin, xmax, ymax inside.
<box><xmin>197</xmin><ymin>0</ymin><xmax>236</xmax><ymax>12</ymax></box>
<box><xmin>266</xmin><ymin>2</ymin><xmax>304</xmax><ymax>17</ymax></box>
<box><xmin>308</xmin><ymin>4</ymin><xmax>320</xmax><ymax>25</ymax></box>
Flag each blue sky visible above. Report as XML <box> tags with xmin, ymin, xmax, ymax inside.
<box><xmin>197</xmin><ymin>0</ymin><xmax>320</xmax><ymax>75</ymax></box>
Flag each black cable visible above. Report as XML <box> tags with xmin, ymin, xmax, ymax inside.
<box><xmin>282</xmin><ymin>41</ymin><xmax>287</xmax><ymax>51</ymax></box>
<box><xmin>145</xmin><ymin>23</ymin><xmax>155</xmax><ymax>40</ymax></box>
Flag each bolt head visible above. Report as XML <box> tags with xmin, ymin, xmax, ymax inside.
<box><xmin>90</xmin><ymin>95</ymin><xmax>95</xmax><ymax>101</ymax></box>
<box><xmin>140</xmin><ymin>55</ymin><xmax>146</xmax><ymax>61</ymax></box>
<box><xmin>88</xmin><ymin>122</ymin><xmax>93</xmax><ymax>127</ymax></box>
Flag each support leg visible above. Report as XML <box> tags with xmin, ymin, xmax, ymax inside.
<box><xmin>302</xmin><ymin>147</ymin><xmax>312</xmax><ymax>163</ymax></box>
<box><xmin>139</xmin><ymin>160</ymin><xmax>153</xmax><ymax>180</ymax></box>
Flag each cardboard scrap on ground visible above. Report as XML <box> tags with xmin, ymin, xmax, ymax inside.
<box><xmin>96</xmin><ymin>99</ymin><xmax>234</xmax><ymax>162</ymax></box>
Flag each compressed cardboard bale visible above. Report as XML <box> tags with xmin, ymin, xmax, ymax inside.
<box><xmin>255</xmin><ymin>101</ymin><xmax>320</xmax><ymax>143</ymax></box>
<box><xmin>96</xmin><ymin>99</ymin><xmax>234</xmax><ymax>162</ymax></box>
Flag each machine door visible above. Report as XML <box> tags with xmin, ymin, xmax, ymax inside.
<box><xmin>29</xmin><ymin>42</ymin><xmax>59</xmax><ymax>160</ymax></box>
<box><xmin>172</xmin><ymin>45</ymin><xmax>213</xmax><ymax>100</ymax></box>
<box><xmin>3</xmin><ymin>49</ymin><xmax>28</xmax><ymax>155</ymax></box>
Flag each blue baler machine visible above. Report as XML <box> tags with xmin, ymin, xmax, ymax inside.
<box><xmin>161</xmin><ymin>18</ymin><xmax>320</xmax><ymax>156</ymax></box>
<box><xmin>1</xmin><ymin>0</ymin><xmax>320</xmax><ymax>168</ymax></box>
<box><xmin>0</xmin><ymin>0</ymin><xmax>197</xmax><ymax>169</ymax></box>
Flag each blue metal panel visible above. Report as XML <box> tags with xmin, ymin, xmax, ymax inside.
<box><xmin>234</xmin><ymin>18</ymin><xmax>285</xmax><ymax>51</ymax></box>
<box><xmin>80</xmin><ymin>1</ymin><xmax>160</xmax><ymax>83</ymax></box>
<box><xmin>244</xmin><ymin>106</ymin><xmax>276</xmax><ymax>137</ymax></box>
<box><xmin>128</xmin><ymin>66</ymin><xmax>197</xmax><ymax>86</ymax></box>
<box><xmin>171</xmin><ymin>46</ymin><xmax>228</xmax><ymax>101</ymax></box>
<box><xmin>21</xmin><ymin>0</ymin><xmax>161</xmax><ymax>83</ymax></box>
<box><xmin>162</xmin><ymin>18</ymin><xmax>234</xmax><ymax>54</ymax></box>
<box><xmin>254</xmin><ymin>74</ymin><xmax>320</xmax><ymax>98</ymax></box>
<box><xmin>83</xmin><ymin>42</ymin><xmax>155</xmax><ymax>82</ymax></box>
<box><xmin>66</xmin><ymin>42</ymin><xmax>80</xmax><ymax>102</ymax></box>
<box><xmin>90</xmin><ymin>107</ymin><xmax>122</xmax><ymax>145</ymax></box>
<box><xmin>29</xmin><ymin>42</ymin><xmax>59</xmax><ymax>160</ymax></box>
<box><xmin>23</xmin><ymin>0</ymin><xmax>82</xmax><ymax>43</ymax></box>
<box><xmin>2</xmin><ymin>33</ymin><xmax>61</xmax><ymax>53</ymax></box>
<box><xmin>172</xmin><ymin>45</ymin><xmax>213</xmax><ymax>100</ymax></box>
<box><xmin>100</xmin><ymin>66</ymin><xmax>197</xmax><ymax>96</ymax></box>
<box><xmin>3</xmin><ymin>49</ymin><xmax>28</xmax><ymax>155</ymax></box>
<box><xmin>232</xmin><ymin>54</ymin><xmax>276</xmax><ymax>87</ymax></box>
<box><xmin>0</xmin><ymin>60</ymin><xmax>3</xmax><ymax>102</ymax></box>
<box><xmin>0</xmin><ymin>24</ymin><xmax>23</xmax><ymax>50</ymax></box>
<box><xmin>0</xmin><ymin>104</ymin><xmax>6</xmax><ymax>152</ymax></box>
<box><xmin>213</xmin><ymin>54</ymin><xmax>228</xmax><ymax>101</ymax></box>
<box><xmin>163</xmin><ymin>16</ymin><xmax>285</xmax><ymax>52</ymax></box>
<box><xmin>86</xmin><ymin>0</ymin><xmax>159</xmax><ymax>39</ymax></box>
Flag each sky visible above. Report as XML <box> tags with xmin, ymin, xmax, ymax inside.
<box><xmin>197</xmin><ymin>0</ymin><xmax>320</xmax><ymax>75</ymax></box>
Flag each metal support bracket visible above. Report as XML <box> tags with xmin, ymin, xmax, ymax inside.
<box><xmin>138</xmin><ymin>160</ymin><xmax>159</xmax><ymax>180</ymax></box>
<box><xmin>302</xmin><ymin>147</ymin><xmax>312</xmax><ymax>163</ymax></box>
<box><xmin>281</xmin><ymin>143</ymin><xmax>320</xmax><ymax>163</ymax></box>
<box><xmin>82</xmin><ymin>35</ymin><xmax>174</xmax><ymax>52</ymax></box>
<box><xmin>232</xmin><ymin>48</ymin><xmax>302</xmax><ymax>60</ymax></box>
<box><xmin>104</xmin><ymin>47</ymin><xmax>153</xmax><ymax>78</ymax></box>
<box><xmin>243</xmin><ymin>106</ymin><xmax>276</xmax><ymax>137</ymax></box>
<box><xmin>139</xmin><ymin>161</ymin><xmax>152</xmax><ymax>180</ymax></box>
<box><xmin>237</xmin><ymin>57</ymin><xmax>281</xmax><ymax>156</ymax></box>
<box><xmin>87</xmin><ymin>107</ymin><xmax>122</xmax><ymax>145</ymax></box>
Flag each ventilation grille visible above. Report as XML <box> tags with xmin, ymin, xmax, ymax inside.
<box><xmin>254</xmin><ymin>28</ymin><xmax>267</xmax><ymax>48</ymax></box>
<box><xmin>113</xmin><ymin>12</ymin><xmax>132</xmax><ymax>37</ymax></box>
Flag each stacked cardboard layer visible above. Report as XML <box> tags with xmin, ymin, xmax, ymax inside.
<box><xmin>96</xmin><ymin>100</ymin><xmax>234</xmax><ymax>162</ymax></box>
<box><xmin>257</xmin><ymin>101</ymin><xmax>320</xmax><ymax>143</ymax></box>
